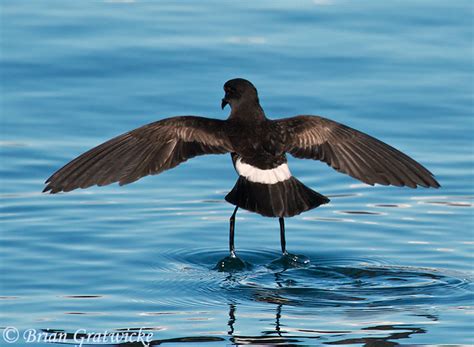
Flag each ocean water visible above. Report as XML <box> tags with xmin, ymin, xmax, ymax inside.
<box><xmin>1</xmin><ymin>0</ymin><xmax>473</xmax><ymax>346</ymax></box>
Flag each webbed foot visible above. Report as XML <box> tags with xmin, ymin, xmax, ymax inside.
<box><xmin>214</xmin><ymin>253</ymin><xmax>252</xmax><ymax>272</ymax></box>
<box><xmin>268</xmin><ymin>252</ymin><xmax>310</xmax><ymax>270</ymax></box>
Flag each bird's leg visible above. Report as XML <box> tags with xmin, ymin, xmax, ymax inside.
<box><xmin>279</xmin><ymin>217</ymin><xmax>288</xmax><ymax>255</ymax></box>
<box><xmin>269</xmin><ymin>218</ymin><xmax>310</xmax><ymax>268</ymax></box>
<box><xmin>214</xmin><ymin>206</ymin><xmax>247</xmax><ymax>271</ymax></box>
<box><xmin>229</xmin><ymin>206</ymin><xmax>238</xmax><ymax>258</ymax></box>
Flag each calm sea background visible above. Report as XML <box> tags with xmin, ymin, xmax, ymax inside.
<box><xmin>1</xmin><ymin>0</ymin><xmax>473</xmax><ymax>345</ymax></box>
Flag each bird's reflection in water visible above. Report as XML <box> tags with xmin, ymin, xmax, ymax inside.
<box><xmin>40</xmin><ymin>258</ymin><xmax>455</xmax><ymax>346</ymax></box>
<box><xmin>224</xmin><ymin>270</ymin><xmax>432</xmax><ymax>346</ymax></box>
<box><xmin>226</xmin><ymin>301</ymin><xmax>430</xmax><ymax>346</ymax></box>
<box><xmin>40</xmin><ymin>293</ymin><xmax>434</xmax><ymax>346</ymax></box>
<box><xmin>227</xmin><ymin>303</ymin><xmax>236</xmax><ymax>336</ymax></box>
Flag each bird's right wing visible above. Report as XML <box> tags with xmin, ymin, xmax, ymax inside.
<box><xmin>274</xmin><ymin>115</ymin><xmax>440</xmax><ymax>188</ymax></box>
<box><xmin>44</xmin><ymin>116</ymin><xmax>234</xmax><ymax>193</ymax></box>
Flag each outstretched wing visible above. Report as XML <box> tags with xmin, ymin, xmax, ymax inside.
<box><xmin>274</xmin><ymin>115</ymin><xmax>440</xmax><ymax>188</ymax></box>
<box><xmin>44</xmin><ymin>116</ymin><xmax>233</xmax><ymax>193</ymax></box>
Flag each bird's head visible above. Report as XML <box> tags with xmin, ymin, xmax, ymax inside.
<box><xmin>221</xmin><ymin>78</ymin><xmax>260</xmax><ymax>110</ymax></box>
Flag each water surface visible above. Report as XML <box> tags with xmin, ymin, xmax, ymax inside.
<box><xmin>1</xmin><ymin>0</ymin><xmax>473</xmax><ymax>345</ymax></box>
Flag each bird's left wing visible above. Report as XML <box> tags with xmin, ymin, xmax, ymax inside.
<box><xmin>273</xmin><ymin>115</ymin><xmax>440</xmax><ymax>188</ymax></box>
<box><xmin>44</xmin><ymin>116</ymin><xmax>233</xmax><ymax>193</ymax></box>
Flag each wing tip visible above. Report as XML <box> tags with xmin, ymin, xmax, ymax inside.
<box><xmin>428</xmin><ymin>179</ymin><xmax>441</xmax><ymax>189</ymax></box>
<box><xmin>418</xmin><ymin>174</ymin><xmax>441</xmax><ymax>189</ymax></box>
<box><xmin>405</xmin><ymin>178</ymin><xmax>440</xmax><ymax>189</ymax></box>
<box><xmin>42</xmin><ymin>185</ymin><xmax>60</xmax><ymax>194</ymax></box>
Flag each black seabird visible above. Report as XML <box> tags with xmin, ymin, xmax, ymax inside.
<box><xmin>44</xmin><ymin>78</ymin><xmax>440</xmax><ymax>260</ymax></box>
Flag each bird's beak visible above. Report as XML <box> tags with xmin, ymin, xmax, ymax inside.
<box><xmin>221</xmin><ymin>98</ymin><xmax>229</xmax><ymax>110</ymax></box>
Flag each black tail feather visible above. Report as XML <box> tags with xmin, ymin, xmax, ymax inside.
<box><xmin>225</xmin><ymin>176</ymin><xmax>329</xmax><ymax>217</ymax></box>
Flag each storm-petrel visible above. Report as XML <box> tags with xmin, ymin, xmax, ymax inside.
<box><xmin>44</xmin><ymin>78</ymin><xmax>440</xmax><ymax>258</ymax></box>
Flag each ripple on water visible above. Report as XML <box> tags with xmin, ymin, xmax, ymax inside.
<box><xmin>137</xmin><ymin>248</ymin><xmax>472</xmax><ymax>310</ymax></box>
<box><xmin>337</xmin><ymin>210</ymin><xmax>386</xmax><ymax>215</ymax></box>
<box><xmin>411</xmin><ymin>196</ymin><xmax>474</xmax><ymax>208</ymax></box>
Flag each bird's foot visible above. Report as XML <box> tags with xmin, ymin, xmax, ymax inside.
<box><xmin>214</xmin><ymin>253</ymin><xmax>251</xmax><ymax>272</ymax></box>
<box><xmin>269</xmin><ymin>251</ymin><xmax>310</xmax><ymax>270</ymax></box>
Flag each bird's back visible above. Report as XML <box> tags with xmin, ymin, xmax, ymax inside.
<box><xmin>227</xmin><ymin>119</ymin><xmax>287</xmax><ymax>169</ymax></box>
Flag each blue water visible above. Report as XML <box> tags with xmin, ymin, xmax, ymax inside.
<box><xmin>1</xmin><ymin>0</ymin><xmax>473</xmax><ymax>345</ymax></box>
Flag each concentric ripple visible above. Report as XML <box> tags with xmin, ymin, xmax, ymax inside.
<box><xmin>138</xmin><ymin>248</ymin><xmax>473</xmax><ymax>309</ymax></box>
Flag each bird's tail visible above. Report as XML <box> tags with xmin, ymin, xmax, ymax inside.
<box><xmin>225</xmin><ymin>176</ymin><xmax>330</xmax><ymax>217</ymax></box>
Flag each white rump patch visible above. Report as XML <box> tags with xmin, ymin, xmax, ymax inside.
<box><xmin>235</xmin><ymin>158</ymin><xmax>292</xmax><ymax>184</ymax></box>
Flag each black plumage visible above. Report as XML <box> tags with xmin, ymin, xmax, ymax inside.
<box><xmin>44</xmin><ymin>78</ymin><xmax>440</xmax><ymax>257</ymax></box>
<box><xmin>272</xmin><ymin>116</ymin><xmax>439</xmax><ymax>188</ymax></box>
<box><xmin>225</xmin><ymin>176</ymin><xmax>329</xmax><ymax>218</ymax></box>
<box><xmin>44</xmin><ymin>116</ymin><xmax>232</xmax><ymax>193</ymax></box>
